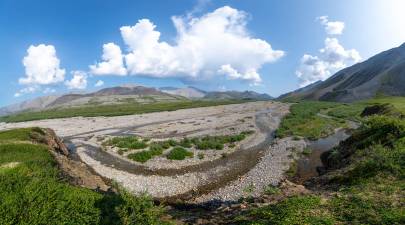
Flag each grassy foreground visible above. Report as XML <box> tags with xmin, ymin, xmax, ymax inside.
<box><xmin>0</xmin><ymin>128</ymin><xmax>172</xmax><ymax>225</ymax></box>
<box><xmin>0</xmin><ymin>99</ymin><xmax>247</xmax><ymax>123</ymax></box>
<box><xmin>232</xmin><ymin>98</ymin><xmax>405</xmax><ymax>224</ymax></box>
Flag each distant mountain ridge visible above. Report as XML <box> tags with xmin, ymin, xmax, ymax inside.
<box><xmin>204</xmin><ymin>90</ymin><xmax>273</xmax><ymax>100</ymax></box>
<box><xmin>280</xmin><ymin>43</ymin><xmax>405</xmax><ymax>102</ymax></box>
<box><xmin>159</xmin><ymin>86</ymin><xmax>206</xmax><ymax>98</ymax></box>
<box><xmin>0</xmin><ymin>85</ymin><xmax>272</xmax><ymax>116</ymax></box>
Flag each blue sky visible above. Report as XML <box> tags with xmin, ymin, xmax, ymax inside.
<box><xmin>1</xmin><ymin>0</ymin><xmax>404</xmax><ymax>107</ymax></box>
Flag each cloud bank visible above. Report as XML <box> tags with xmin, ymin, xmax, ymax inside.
<box><xmin>90</xmin><ymin>6</ymin><xmax>284</xmax><ymax>85</ymax></box>
<box><xmin>65</xmin><ymin>71</ymin><xmax>88</xmax><ymax>89</ymax></box>
<box><xmin>296</xmin><ymin>17</ymin><xmax>361</xmax><ymax>87</ymax></box>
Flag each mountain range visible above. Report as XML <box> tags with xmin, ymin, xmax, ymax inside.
<box><xmin>280</xmin><ymin>43</ymin><xmax>405</xmax><ymax>102</ymax></box>
<box><xmin>0</xmin><ymin>85</ymin><xmax>273</xmax><ymax>116</ymax></box>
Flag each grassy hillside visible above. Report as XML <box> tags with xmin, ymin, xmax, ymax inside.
<box><xmin>0</xmin><ymin>128</ymin><xmax>172</xmax><ymax>225</ymax></box>
<box><xmin>232</xmin><ymin>99</ymin><xmax>405</xmax><ymax>224</ymax></box>
<box><xmin>0</xmin><ymin>99</ymin><xmax>247</xmax><ymax>123</ymax></box>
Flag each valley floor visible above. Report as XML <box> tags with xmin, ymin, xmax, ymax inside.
<box><xmin>0</xmin><ymin>101</ymin><xmax>300</xmax><ymax>203</ymax></box>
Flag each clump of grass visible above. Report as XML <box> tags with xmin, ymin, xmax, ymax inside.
<box><xmin>166</xmin><ymin>147</ymin><xmax>193</xmax><ymax>160</ymax></box>
<box><xmin>286</xmin><ymin>160</ymin><xmax>298</xmax><ymax>178</ymax></box>
<box><xmin>192</xmin><ymin>131</ymin><xmax>254</xmax><ymax>150</ymax></box>
<box><xmin>178</xmin><ymin>138</ymin><xmax>192</xmax><ymax>148</ymax></box>
<box><xmin>127</xmin><ymin>143</ymin><xmax>164</xmax><ymax>163</ymax></box>
<box><xmin>264</xmin><ymin>185</ymin><xmax>281</xmax><ymax>195</ymax></box>
<box><xmin>105</xmin><ymin>136</ymin><xmax>148</xmax><ymax>150</ymax></box>
<box><xmin>302</xmin><ymin>147</ymin><xmax>312</xmax><ymax>156</ymax></box>
<box><xmin>243</xmin><ymin>183</ymin><xmax>255</xmax><ymax>193</ymax></box>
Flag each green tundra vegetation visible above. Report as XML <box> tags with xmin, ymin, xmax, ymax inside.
<box><xmin>233</xmin><ymin>99</ymin><xmax>405</xmax><ymax>224</ymax></box>
<box><xmin>166</xmin><ymin>147</ymin><xmax>194</xmax><ymax>160</ymax></box>
<box><xmin>276</xmin><ymin>101</ymin><xmax>353</xmax><ymax>140</ymax></box>
<box><xmin>103</xmin><ymin>131</ymin><xmax>254</xmax><ymax>163</ymax></box>
<box><xmin>0</xmin><ymin>99</ymin><xmax>247</xmax><ymax>123</ymax></box>
<box><xmin>277</xmin><ymin>97</ymin><xmax>405</xmax><ymax>140</ymax></box>
<box><xmin>0</xmin><ymin>128</ymin><xmax>172</xmax><ymax>225</ymax></box>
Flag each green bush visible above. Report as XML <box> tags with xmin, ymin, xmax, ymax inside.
<box><xmin>166</xmin><ymin>147</ymin><xmax>193</xmax><ymax>160</ymax></box>
<box><xmin>127</xmin><ymin>144</ymin><xmax>164</xmax><ymax>163</ymax></box>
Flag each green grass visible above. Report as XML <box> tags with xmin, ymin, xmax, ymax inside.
<box><xmin>365</xmin><ymin>96</ymin><xmax>405</xmax><ymax>114</ymax></box>
<box><xmin>324</xmin><ymin>103</ymin><xmax>366</xmax><ymax>121</ymax></box>
<box><xmin>0</xmin><ymin>100</ymin><xmax>248</xmax><ymax>123</ymax></box>
<box><xmin>234</xmin><ymin>114</ymin><xmax>405</xmax><ymax>225</ymax></box>
<box><xmin>263</xmin><ymin>185</ymin><xmax>281</xmax><ymax>195</ymax></box>
<box><xmin>302</xmin><ymin>147</ymin><xmax>312</xmax><ymax>156</ymax></box>
<box><xmin>108</xmin><ymin>131</ymin><xmax>253</xmax><ymax>162</ymax></box>
<box><xmin>106</xmin><ymin>136</ymin><xmax>148</xmax><ymax>150</ymax></box>
<box><xmin>234</xmin><ymin>195</ymin><xmax>335</xmax><ymax>225</ymax></box>
<box><xmin>0</xmin><ymin>127</ymin><xmax>44</xmax><ymax>142</ymax></box>
<box><xmin>276</xmin><ymin>101</ymin><xmax>365</xmax><ymax>140</ymax></box>
<box><xmin>127</xmin><ymin>143</ymin><xmax>164</xmax><ymax>163</ymax></box>
<box><xmin>0</xmin><ymin>128</ymin><xmax>171</xmax><ymax>224</ymax></box>
<box><xmin>192</xmin><ymin>131</ymin><xmax>254</xmax><ymax>150</ymax></box>
<box><xmin>166</xmin><ymin>147</ymin><xmax>193</xmax><ymax>160</ymax></box>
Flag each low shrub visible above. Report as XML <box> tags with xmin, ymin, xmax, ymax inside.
<box><xmin>166</xmin><ymin>147</ymin><xmax>193</xmax><ymax>160</ymax></box>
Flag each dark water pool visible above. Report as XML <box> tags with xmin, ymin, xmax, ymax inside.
<box><xmin>294</xmin><ymin>129</ymin><xmax>351</xmax><ymax>183</ymax></box>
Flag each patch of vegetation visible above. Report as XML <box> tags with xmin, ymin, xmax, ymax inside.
<box><xmin>263</xmin><ymin>185</ymin><xmax>281</xmax><ymax>195</ymax></box>
<box><xmin>243</xmin><ymin>183</ymin><xmax>255</xmax><ymax>194</ymax></box>
<box><xmin>105</xmin><ymin>136</ymin><xmax>148</xmax><ymax>150</ymax></box>
<box><xmin>192</xmin><ymin>131</ymin><xmax>254</xmax><ymax>150</ymax></box>
<box><xmin>0</xmin><ymin>128</ymin><xmax>171</xmax><ymax>224</ymax></box>
<box><xmin>127</xmin><ymin>143</ymin><xmax>164</xmax><ymax>163</ymax></box>
<box><xmin>302</xmin><ymin>147</ymin><xmax>312</xmax><ymax>156</ymax></box>
<box><xmin>0</xmin><ymin>100</ymin><xmax>248</xmax><ymax>123</ymax></box>
<box><xmin>234</xmin><ymin>196</ymin><xmax>335</xmax><ymax>225</ymax></box>
<box><xmin>276</xmin><ymin>101</ymin><xmax>365</xmax><ymax>140</ymax></box>
<box><xmin>276</xmin><ymin>101</ymin><xmax>343</xmax><ymax>140</ymax></box>
<box><xmin>366</xmin><ymin>96</ymin><xmax>405</xmax><ymax>114</ymax></box>
<box><xmin>325</xmin><ymin>103</ymin><xmax>366</xmax><ymax>121</ymax></box>
<box><xmin>234</xmin><ymin>113</ymin><xmax>405</xmax><ymax>224</ymax></box>
<box><xmin>0</xmin><ymin>127</ymin><xmax>44</xmax><ymax>142</ymax></box>
<box><xmin>285</xmin><ymin>160</ymin><xmax>298</xmax><ymax>178</ymax></box>
<box><xmin>166</xmin><ymin>147</ymin><xmax>193</xmax><ymax>160</ymax></box>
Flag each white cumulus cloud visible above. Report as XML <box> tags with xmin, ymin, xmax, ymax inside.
<box><xmin>19</xmin><ymin>44</ymin><xmax>66</xmax><ymax>86</ymax></box>
<box><xmin>94</xmin><ymin>80</ymin><xmax>104</xmax><ymax>87</ymax></box>
<box><xmin>318</xmin><ymin>16</ymin><xmax>345</xmax><ymax>35</ymax></box>
<box><xmin>296</xmin><ymin>17</ymin><xmax>361</xmax><ymax>87</ymax></box>
<box><xmin>91</xmin><ymin>6</ymin><xmax>284</xmax><ymax>85</ymax></box>
<box><xmin>89</xmin><ymin>43</ymin><xmax>127</xmax><ymax>76</ymax></box>
<box><xmin>65</xmin><ymin>71</ymin><xmax>88</xmax><ymax>89</ymax></box>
